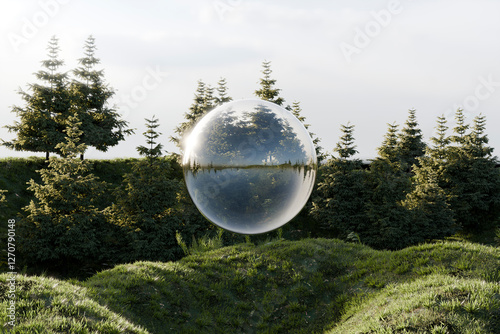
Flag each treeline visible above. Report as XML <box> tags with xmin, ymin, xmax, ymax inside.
<box><xmin>312</xmin><ymin>109</ymin><xmax>500</xmax><ymax>249</ymax></box>
<box><xmin>1</xmin><ymin>37</ymin><xmax>499</xmax><ymax>277</ymax></box>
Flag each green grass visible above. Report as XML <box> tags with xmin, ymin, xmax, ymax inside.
<box><xmin>1</xmin><ymin>239</ymin><xmax>499</xmax><ymax>333</ymax></box>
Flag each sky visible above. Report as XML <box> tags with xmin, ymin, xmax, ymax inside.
<box><xmin>1</xmin><ymin>0</ymin><xmax>500</xmax><ymax>160</ymax></box>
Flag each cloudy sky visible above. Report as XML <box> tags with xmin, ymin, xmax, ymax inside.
<box><xmin>1</xmin><ymin>0</ymin><xmax>499</xmax><ymax>160</ymax></box>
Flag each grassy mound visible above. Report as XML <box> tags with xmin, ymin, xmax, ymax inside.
<box><xmin>1</xmin><ymin>239</ymin><xmax>499</xmax><ymax>333</ymax></box>
<box><xmin>329</xmin><ymin>274</ymin><xmax>500</xmax><ymax>333</ymax></box>
<box><xmin>0</xmin><ymin>274</ymin><xmax>148</xmax><ymax>333</ymax></box>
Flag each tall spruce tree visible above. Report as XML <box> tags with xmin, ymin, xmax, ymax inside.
<box><xmin>254</xmin><ymin>60</ymin><xmax>285</xmax><ymax>106</ymax></box>
<box><xmin>71</xmin><ymin>35</ymin><xmax>133</xmax><ymax>159</ymax></box>
<box><xmin>3</xmin><ymin>36</ymin><xmax>70</xmax><ymax>159</ymax></box>
<box><xmin>397</xmin><ymin>109</ymin><xmax>426</xmax><ymax>170</ymax></box>
<box><xmin>311</xmin><ymin>123</ymin><xmax>369</xmax><ymax>239</ymax></box>
<box><xmin>19</xmin><ymin>113</ymin><xmax>113</xmax><ymax>269</ymax></box>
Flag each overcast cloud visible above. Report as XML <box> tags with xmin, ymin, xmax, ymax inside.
<box><xmin>1</xmin><ymin>0</ymin><xmax>499</xmax><ymax>159</ymax></box>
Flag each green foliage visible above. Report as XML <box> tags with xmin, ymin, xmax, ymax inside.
<box><xmin>364</xmin><ymin>157</ymin><xmax>413</xmax><ymax>249</ymax></box>
<box><xmin>171</xmin><ymin>79</ymin><xmax>232</xmax><ymax>151</ymax></box>
<box><xmin>0</xmin><ymin>189</ymin><xmax>6</xmax><ymax>205</ymax></box>
<box><xmin>176</xmin><ymin>228</ymin><xmax>225</xmax><ymax>256</ymax></box>
<box><xmin>402</xmin><ymin>171</ymin><xmax>456</xmax><ymax>242</ymax></box>
<box><xmin>312</xmin><ymin>124</ymin><xmax>369</xmax><ymax>239</ymax></box>
<box><xmin>397</xmin><ymin>108</ymin><xmax>426</xmax><ymax>170</ymax></box>
<box><xmin>334</xmin><ymin>122</ymin><xmax>356</xmax><ymax>159</ymax></box>
<box><xmin>290</xmin><ymin>101</ymin><xmax>325</xmax><ymax>163</ymax></box>
<box><xmin>254</xmin><ymin>60</ymin><xmax>284</xmax><ymax>106</ymax></box>
<box><xmin>377</xmin><ymin>122</ymin><xmax>399</xmax><ymax>163</ymax></box>
<box><xmin>109</xmin><ymin>117</ymin><xmax>183</xmax><ymax>262</ymax></box>
<box><xmin>19</xmin><ymin>113</ymin><xmax>117</xmax><ymax>270</ymax></box>
<box><xmin>416</xmin><ymin>110</ymin><xmax>500</xmax><ymax>232</ymax></box>
<box><xmin>3</xmin><ymin>36</ymin><xmax>69</xmax><ymax>159</ymax></box>
<box><xmin>3</xmin><ymin>35</ymin><xmax>132</xmax><ymax>159</ymax></box>
<box><xmin>136</xmin><ymin>115</ymin><xmax>164</xmax><ymax>161</ymax></box>
<box><xmin>70</xmin><ymin>35</ymin><xmax>133</xmax><ymax>157</ymax></box>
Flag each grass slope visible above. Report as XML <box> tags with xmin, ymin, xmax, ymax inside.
<box><xmin>1</xmin><ymin>239</ymin><xmax>499</xmax><ymax>333</ymax></box>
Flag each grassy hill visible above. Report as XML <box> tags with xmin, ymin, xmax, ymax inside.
<box><xmin>1</xmin><ymin>239</ymin><xmax>500</xmax><ymax>333</ymax></box>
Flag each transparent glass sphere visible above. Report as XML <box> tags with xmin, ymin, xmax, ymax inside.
<box><xmin>183</xmin><ymin>99</ymin><xmax>317</xmax><ymax>234</ymax></box>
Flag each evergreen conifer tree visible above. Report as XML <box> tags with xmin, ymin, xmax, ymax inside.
<box><xmin>19</xmin><ymin>113</ymin><xmax>113</xmax><ymax>270</ymax></box>
<box><xmin>254</xmin><ymin>60</ymin><xmax>285</xmax><ymax>106</ymax></box>
<box><xmin>378</xmin><ymin>123</ymin><xmax>399</xmax><ymax>163</ymax></box>
<box><xmin>397</xmin><ymin>109</ymin><xmax>426</xmax><ymax>170</ymax></box>
<box><xmin>311</xmin><ymin>123</ymin><xmax>369</xmax><ymax>239</ymax></box>
<box><xmin>447</xmin><ymin>113</ymin><xmax>500</xmax><ymax>231</ymax></box>
<box><xmin>137</xmin><ymin>115</ymin><xmax>163</xmax><ymax>165</ymax></box>
<box><xmin>71</xmin><ymin>35</ymin><xmax>133</xmax><ymax>159</ymax></box>
<box><xmin>214</xmin><ymin>77</ymin><xmax>232</xmax><ymax>106</ymax></box>
<box><xmin>3</xmin><ymin>36</ymin><xmax>70</xmax><ymax>159</ymax></box>
<box><xmin>171</xmin><ymin>80</ymin><xmax>220</xmax><ymax>151</ymax></box>
<box><xmin>290</xmin><ymin>101</ymin><xmax>325</xmax><ymax>163</ymax></box>
<box><xmin>365</xmin><ymin>156</ymin><xmax>412</xmax><ymax>249</ymax></box>
<box><xmin>111</xmin><ymin>116</ymin><xmax>183</xmax><ymax>261</ymax></box>
<box><xmin>402</xmin><ymin>169</ymin><xmax>456</xmax><ymax>243</ymax></box>
<box><xmin>365</xmin><ymin>120</ymin><xmax>415</xmax><ymax>249</ymax></box>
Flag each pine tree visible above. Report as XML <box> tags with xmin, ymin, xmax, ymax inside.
<box><xmin>378</xmin><ymin>123</ymin><xmax>399</xmax><ymax>163</ymax></box>
<box><xmin>214</xmin><ymin>77</ymin><xmax>232</xmax><ymax>106</ymax></box>
<box><xmin>254</xmin><ymin>60</ymin><xmax>285</xmax><ymax>106</ymax></box>
<box><xmin>311</xmin><ymin>123</ymin><xmax>369</xmax><ymax>239</ymax></box>
<box><xmin>397</xmin><ymin>109</ymin><xmax>426</xmax><ymax>170</ymax></box>
<box><xmin>429</xmin><ymin>115</ymin><xmax>450</xmax><ymax>161</ymax></box>
<box><xmin>450</xmin><ymin>108</ymin><xmax>469</xmax><ymax>146</ymax></box>
<box><xmin>290</xmin><ymin>101</ymin><xmax>325</xmax><ymax>163</ymax></box>
<box><xmin>171</xmin><ymin>80</ymin><xmax>211</xmax><ymax>150</ymax></box>
<box><xmin>404</xmin><ymin>141</ymin><xmax>456</xmax><ymax>244</ymax></box>
<box><xmin>19</xmin><ymin>113</ymin><xmax>114</xmax><ymax>269</ymax></box>
<box><xmin>71</xmin><ymin>35</ymin><xmax>133</xmax><ymax>159</ymax></box>
<box><xmin>415</xmin><ymin>111</ymin><xmax>500</xmax><ymax>232</ymax></box>
<box><xmin>136</xmin><ymin>115</ymin><xmax>163</xmax><ymax>165</ymax></box>
<box><xmin>111</xmin><ymin>117</ymin><xmax>183</xmax><ymax>261</ymax></box>
<box><xmin>447</xmin><ymin>113</ymin><xmax>500</xmax><ymax>231</ymax></box>
<box><xmin>365</xmin><ymin>120</ymin><xmax>414</xmax><ymax>249</ymax></box>
<box><xmin>3</xmin><ymin>36</ymin><xmax>70</xmax><ymax>159</ymax></box>
<box><xmin>334</xmin><ymin>123</ymin><xmax>357</xmax><ymax>159</ymax></box>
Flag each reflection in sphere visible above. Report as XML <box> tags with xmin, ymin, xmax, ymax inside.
<box><xmin>182</xmin><ymin>99</ymin><xmax>317</xmax><ymax>234</ymax></box>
